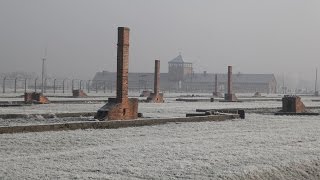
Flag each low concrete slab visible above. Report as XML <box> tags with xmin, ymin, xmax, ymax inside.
<box><xmin>0</xmin><ymin>112</ymin><xmax>95</xmax><ymax>119</ymax></box>
<box><xmin>274</xmin><ymin>112</ymin><xmax>319</xmax><ymax>116</ymax></box>
<box><xmin>176</xmin><ymin>98</ymin><xmax>214</xmax><ymax>102</ymax></box>
<box><xmin>0</xmin><ymin>114</ymin><xmax>239</xmax><ymax>134</ymax></box>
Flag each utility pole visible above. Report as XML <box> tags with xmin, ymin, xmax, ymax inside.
<box><xmin>41</xmin><ymin>47</ymin><xmax>47</xmax><ymax>94</ymax></box>
<box><xmin>41</xmin><ymin>58</ymin><xmax>46</xmax><ymax>94</ymax></box>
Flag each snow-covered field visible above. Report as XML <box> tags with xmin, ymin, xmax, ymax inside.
<box><xmin>1</xmin><ymin>93</ymin><xmax>320</xmax><ymax>126</ymax></box>
<box><xmin>1</xmin><ymin>114</ymin><xmax>320</xmax><ymax>179</ymax></box>
<box><xmin>1</xmin><ymin>94</ymin><xmax>320</xmax><ymax>117</ymax></box>
<box><xmin>0</xmin><ymin>96</ymin><xmax>285</xmax><ymax>127</ymax></box>
<box><xmin>1</xmin><ymin>93</ymin><xmax>320</xmax><ymax>178</ymax></box>
<box><xmin>0</xmin><ymin>100</ymin><xmax>279</xmax><ymax>126</ymax></box>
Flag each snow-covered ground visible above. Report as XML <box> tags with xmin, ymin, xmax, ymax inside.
<box><xmin>1</xmin><ymin>93</ymin><xmax>320</xmax><ymax>126</ymax></box>
<box><xmin>1</xmin><ymin>114</ymin><xmax>320</xmax><ymax>179</ymax></box>
<box><xmin>1</xmin><ymin>96</ymin><xmax>320</xmax><ymax>116</ymax></box>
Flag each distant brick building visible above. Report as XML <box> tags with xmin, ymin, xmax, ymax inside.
<box><xmin>92</xmin><ymin>55</ymin><xmax>277</xmax><ymax>94</ymax></box>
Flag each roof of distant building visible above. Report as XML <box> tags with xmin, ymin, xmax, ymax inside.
<box><xmin>169</xmin><ymin>54</ymin><xmax>184</xmax><ymax>63</ymax></box>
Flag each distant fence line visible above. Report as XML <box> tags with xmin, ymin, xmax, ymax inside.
<box><xmin>0</xmin><ymin>77</ymin><xmax>115</xmax><ymax>94</ymax></box>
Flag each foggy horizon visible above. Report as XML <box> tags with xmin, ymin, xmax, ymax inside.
<box><xmin>1</xmin><ymin>0</ymin><xmax>320</xmax><ymax>89</ymax></box>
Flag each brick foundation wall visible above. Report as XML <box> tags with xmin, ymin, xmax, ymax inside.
<box><xmin>24</xmin><ymin>92</ymin><xmax>49</xmax><ymax>104</ymax></box>
<box><xmin>72</xmin><ymin>90</ymin><xmax>88</xmax><ymax>97</ymax></box>
<box><xmin>282</xmin><ymin>95</ymin><xmax>306</xmax><ymax>113</ymax></box>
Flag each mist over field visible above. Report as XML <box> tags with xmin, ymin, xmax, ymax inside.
<box><xmin>0</xmin><ymin>0</ymin><xmax>320</xmax><ymax>90</ymax></box>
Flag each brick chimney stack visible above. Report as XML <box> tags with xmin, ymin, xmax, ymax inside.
<box><xmin>228</xmin><ymin>66</ymin><xmax>232</xmax><ymax>95</ymax></box>
<box><xmin>215</xmin><ymin>74</ymin><xmax>218</xmax><ymax>94</ymax></box>
<box><xmin>154</xmin><ymin>60</ymin><xmax>160</xmax><ymax>95</ymax></box>
<box><xmin>116</xmin><ymin>27</ymin><xmax>130</xmax><ymax>103</ymax></box>
<box><xmin>96</xmin><ymin>27</ymin><xmax>139</xmax><ymax>120</ymax></box>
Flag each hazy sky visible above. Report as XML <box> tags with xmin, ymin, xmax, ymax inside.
<box><xmin>1</xmin><ymin>0</ymin><xmax>320</xmax><ymax>82</ymax></box>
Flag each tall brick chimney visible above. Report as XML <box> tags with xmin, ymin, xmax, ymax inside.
<box><xmin>95</xmin><ymin>27</ymin><xmax>138</xmax><ymax>120</ymax></box>
<box><xmin>154</xmin><ymin>60</ymin><xmax>160</xmax><ymax>95</ymax></box>
<box><xmin>215</xmin><ymin>74</ymin><xmax>218</xmax><ymax>94</ymax></box>
<box><xmin>228</xmin><ymin>66</ymin><xmax>232</xmax><ymax>95</ymax></box>
<box><xmin>224</xmin><ymin>65</ymin><xmax>237</xmax><ymax>101</ymax></box>
<box><xmin>146</xmin><ymin>60</ymin><xmax>164</xmax><ymax>103</ymax></box>
<box><xmin>116</xmin><ymin>27</ymin><xmax>130</xmax><ymax>103</ymax></box>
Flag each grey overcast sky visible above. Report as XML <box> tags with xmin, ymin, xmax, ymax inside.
<box><xmin>0</xmin><ymin>0</ymin><xmax>320</xmax><ymax>81</ymax></box>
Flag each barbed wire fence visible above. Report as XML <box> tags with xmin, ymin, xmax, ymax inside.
<box><xmin>0</xmin><ymin>76</ymin><xmax>115</xmax><ymax>94</ymax></box>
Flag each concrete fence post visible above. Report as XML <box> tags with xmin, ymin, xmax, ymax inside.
<box><xmin>2</xmin><ymin>77</ymin><xmax>6</xmax><ymax>93</ymax></box>
<box><xmin>87</xmin><ymin>80</ymin><xmax>91</xmax><ymax>93</ymax></box>
<box><xmin>24</xmin><ymin>78</ymin><xmax>27</xmax><ymax>93</ymax></box>
<box><xmin>96</xmin><ymin>81</ymin><xmax>98</xmax><ymax>93</ymax></box>
<box><xmin>53</xmin><ymin>79</ymin><xmax>56</xmax><ymax>94</ymax></box>
<box><xmin>35</xmin><ymin>78</ymin><xmax>38</xmax><ymax>92</ymax></box>
<box><xmin>14</xmin><ymin>78</ymin><xmax>17</xmax><ymax>93</ymax></box>
<box><xmin>79</xmin><ymin>80</ymin><xmax>83</xmax><ymax>90</ymax></box>
<box><xmin>62</xmin><ymin>79</ymin><xmax>66</xmax><ymax>94</ymax></box>
<box><xmin>44</xmin><ymin>78</ymin><xmax>48</xmax><ymax>93</ymax></box>
<box><xmin>72</xmin><ymin>79</ymin><xmax>74</xmax><ymax>91</ymax></box>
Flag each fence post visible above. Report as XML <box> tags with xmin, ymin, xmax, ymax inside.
<box><xmin>53</xmin><ymin>79</ymin><xmax>56</xmax><ymax>94</ymax></box>
<box><xmin>35</xmin><ymin>78</ymin><xmax>37</xmax><ymax>92</ymax></box>
<box><xmin>63</xmin><ymin>79</ymin><xmax>66</xmax><ymax>94</ymax></box>
<box><xmin>79</xmin><ymin>80</ymin><xmax>83</xmax><ymax>90</ymax></box>
<box><xmin>24</xmin><ymin>78</ymin><xmax>27</xmax><ymax>93</ymax></box>
<box><xmin>96</xmin><ymin>81</ymin><xmax>98</xmax><ymax>93</ymax></box>
<box><xmin>44</xmin><ymin>78</ymin><xmax>47</xmax><ymax>93</ymax></box>
<box><xmin>87</xmin><ymin>80</ymin><xmax>90</xmax><ymax>93</ymax></box>
<box><xmin>72</xmin><ymin>79</ymin><xmax>74</xmax><ymax>91</ymax></box>
<box><xmin>14</xmin><ymin>78</ymin><xmax>17</xmax><ymax>93</ymax></box>
<box><xmin>2</xmin><ymin>76</ymin><xmax>6</xmax><ymax>93</ymax></box>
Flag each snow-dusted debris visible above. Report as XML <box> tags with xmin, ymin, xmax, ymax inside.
<box><xmin>0</xmin><ymin>114</ymin><xmax>320</xmax><ymax>179</ymax></box>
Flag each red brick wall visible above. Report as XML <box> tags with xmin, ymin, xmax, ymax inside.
<box><xmin>107</xmin><ymin>98</ymin><xmax>138</xmax><ymax>120</ymax></box>
<box><xmin>24</xmin><ymin>92</ymin><xmax>49</xmax><ymax>104</ymax></box>
<box><xmin>282</xmin><ymin>96</ymin><xmax>305</xmax><ymax>113</ymax></box>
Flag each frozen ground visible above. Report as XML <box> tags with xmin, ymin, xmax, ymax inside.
<box><xmin>0</xmin><ymin>96</ymin><xmax>284</xmax><ymax>115</ymax></box>
<box><xmin>1</xmin><ymin>94</ymin><xmax>320</xmax><ymax>126</ymax></box>
<box><xmin>2</xmin><ymin>94</ymin><xmax>319</xmax><ymax>116</ymax></box>
<box><xmin>0</xmin><ymin>114</ymin><xmax>320</xmax><ymax>179</ymax></box>
<box><xmin>0</xmin><ymin>98</ymin><xmax>284</xmax><ymax>127</ymax></box>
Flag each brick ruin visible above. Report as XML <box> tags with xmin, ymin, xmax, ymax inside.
<box><xmin>281</xmin><ymin>95</ymin><xmax>306</xmax><ymax>113</ymax></box>
<box><xmin>224</xmin><ymin>66</ymin><xmax>237</xmax><ymax>101</ymax></box>
<box><xmin>24</xmin><ymin>92</ymin><xmax>49</xmax><ymax>104</ymax></box>
<box><xmin>72</xmin><ymin>89</ymin><xmax>88</xmax><ymax>98</ymax></box>
<box><xmin>146</xmin><ymin>60</ymin><xmax>164</xmax><ymax>103</ymax></box>
<box><xmin>95</xmin><ymin>27</ymin><xmax>138</xmax><ymax>121</ymax></box>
